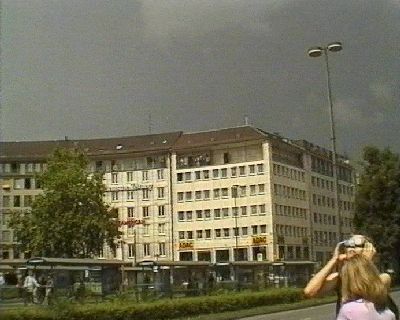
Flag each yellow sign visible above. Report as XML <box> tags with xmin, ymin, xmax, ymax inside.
<box><xmin>179</xmin><ymin>242</ymin><xmax>194</xmax><ymax>249</ymax></box>
<box><xmin>252</xmin><ymin>236</ymin><xmax>267</xmax><ymax>245</ymax></box>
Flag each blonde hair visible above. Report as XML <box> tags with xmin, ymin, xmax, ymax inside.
<box><xmin>340</xmin><ymin>255</ymin><xmax>387</xmax><ymax>310</ymax></box>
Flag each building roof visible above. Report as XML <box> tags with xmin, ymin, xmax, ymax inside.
<box><xmin>0</xmin><ymin>132</ymin><xmax>183</xmax><ymax>161</ymax></box>
<box><xmin>172</xmin><ymin>126</ymin><xmax>266</xmax><ymax>150</ymax></box>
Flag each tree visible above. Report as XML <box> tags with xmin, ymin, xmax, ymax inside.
<box><xmin>9</xmin><ymin>148</ymin><xmax>120</xmax><ymax>258</ymax></box>
<box><xmin>354</xmin><ymin>146</ymin><xmax>400</xmax><ymax>272</ymax></box>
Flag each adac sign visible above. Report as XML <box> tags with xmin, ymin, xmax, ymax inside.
<box><xmin>179</xmin><ymin>242</ymin><xmax>194</xmax><ymax>249</ymax></box>
<box><xmin>252</xmin><ymin>236</ymin><xmax>267</xmax><ymax>245</ymax></box>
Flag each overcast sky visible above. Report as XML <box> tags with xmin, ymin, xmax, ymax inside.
<box><xmin>1</xmin><ymin>0</ymin><xmax>399</xmax><ymax>159</ymax></box>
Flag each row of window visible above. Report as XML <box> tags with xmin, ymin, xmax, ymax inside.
<box><xmin>272</xmin><ymin>164</ymin><xmax>305</xmax><ymax>182</ymax></box>
<box><xmin>2</xmin><ymin>195</ymin><xmax>35</xmax><ymax>208</ymax></box>
<box><xmin>313</xmin><ymin>230</ymin><xmax>338</xmax><ymax>246</ymax></box>
<box><xmin>313</xmin><ymin>212</ymin><xmax>337</xmax><ymax>226</ymax></box>
<box><xmin>111</xmin><ymin>169</ymin><xmax>165</xmax><ymax>184</ymax></box>
<box><xmin>177</xmin><ymin>184</ymin><xmax>266</xmax><ymax>202</ymax></box>
<box><xmin>110</xmin><ymin>187</ymin><xmax>166</xmax><ymax>201</ymax></box>
<box><xmin>274</xmin><ymin>224</ymin><xmax>308</xmax><ymax>237</ymax></box>
<box><xmin>178</xmin><ymin>224</ymin><xmax>269</xmax><ymax>240</ymax></box>
<box><xmin>312</xmin><ymin>194</ymin><xmax>336</xmax><ymax>208</ymax></box>
<box><xmin>124</xmin><ymin>205</ymin><xmax>166</xmax><ymax>218</ymax></box>
<box><xmin>0</xmin><ymin>163</ymin><xmax>46</xmax><ymax>174</ymax></box>
<box><xmin>177</xmin><ymin>164</ymin><xmax>265</xmax><ymax>183</ymax></box>
<box><xmin>338</xmin><ymin>184</ymin><xmax>354</xmax><ymax>196</ymax></box>
<box><xmin>272</xmin><ymin>184</ymin><xmax>307</xmax><ymax>200</ymax></box>
<box><xmin>11</xmin><ymin>178</ymin><xmax>39</xmax><ymax>190</ymax></box>
<box><xmin>339</xmin><ymin>200</ymin><xmax>354</xmax><ymax>211</ymax></box>
<box><xmin>127</xmin><ymin>242</ymin><xmax>166</xmax><ymax>258</ymax></box>
<box><xmin>311</xmin><ymin>176</ymin><xmax>334</xmax><ymax>191</ymax></box>
<box><xmin>178</xmin><ymin>204</ymin><xmax>267</xmax><ymax>221</ymax></box>
<box><xmin>274</xmin><ymin>204</ymin><xmax>307</xmax><ymax>219</ymax></box>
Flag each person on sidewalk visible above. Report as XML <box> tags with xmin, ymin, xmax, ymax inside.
<box><xmin>23</xmin><ymin>271</ymin><xmax>40</xmax><ymax>305</ymax></box>
<box><xmin>336</xmin><ymin>254</ymin><xmax>395</xmax><ymax>320</ymax></box>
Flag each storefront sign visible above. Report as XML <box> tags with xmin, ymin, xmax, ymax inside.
<box><xmin>179</xmin><ymin>242</ymin><xmax>194</xmax><ymax>249</ymax></box>
<box><xmin>252</xmin><ymin>236</ymin><xmax>267</xmax><ymax>245</ymax></box>
<box><xmin>118</xmin><ymin>219</ymin><xmax>144</xmax><ymax>227</ymax></box>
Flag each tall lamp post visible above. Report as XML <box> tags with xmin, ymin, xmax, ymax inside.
<box><xmin>307</xmin><ymin>42</ymin><xmax>343</xmax><ymax>242</ymax></box>
<box><xmin>231</xmin><ymin>185</ymin><xmax>240</xmax><ymax>285</ymax></box>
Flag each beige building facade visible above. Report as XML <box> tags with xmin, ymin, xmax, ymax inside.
<box><xmin>0</xmin><ymin>126</ymin><xmax>355</xmax><ymax>266</ymax></box>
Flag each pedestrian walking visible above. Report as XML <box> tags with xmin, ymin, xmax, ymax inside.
<box><xmin>0</xmin><ymin>272</ymin><xmax>5</xmax><ymax>301</ymax></box>
<box><xmin>23</xmin><ymin>271</ymin><xmax>40</xmax><ymax>305</ymax></box>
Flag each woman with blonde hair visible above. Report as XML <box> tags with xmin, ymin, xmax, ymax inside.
<box><xmin>337</xmin><ymin>254</ymin><xmax>395</xmax><ymax>320</ymax></box>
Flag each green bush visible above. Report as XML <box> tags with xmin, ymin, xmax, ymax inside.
<box><xmin>1</xmin><ymin>288</ymin><xmax>303</xmax><ymax>320</ymax></box>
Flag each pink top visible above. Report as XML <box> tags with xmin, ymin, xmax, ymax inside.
<box><xmin>337</xmin><ymin>299</ymin><xmax>395</xmax><ymax>320</ymax></box>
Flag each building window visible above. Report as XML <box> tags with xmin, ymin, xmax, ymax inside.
<box><xmin>223</xmin><ymin>228</ymin><xmax>230</xmax><ymax>237</ymax></box>
<box><xmin>221</xmin><ymin>188</ymin><xmax>228</xmax><ymax>198</ymax></box>
<box><xmin>250</xmin><ymin>185</ymin><xmax>256</xmax><ymax>196</ymax></box>
<box><xmin>221</xmin><ymin>168</ymin><xmax>227</xmax><ymax>178</ymax></box>
<box><xmin>157</xmin><ymin>169</ymin><xmax>164</xmax><ymax>180</ymax></box>
<box><xmin>177</xmin><ymin>192</ymin><xmax>184</xmax><ymax>202</ymax></box>
<box><xmin>142</xmin><ymin>171</ymin><xmax>149</xmax><ymax>181</ymax></box>
<box><xmin>127</xmin><ymin>207</ymin><xmax>135</xmax><ymax>218</ymax></box>
<box><xmin>195</xmin><ymin>171</ymin><xmax>201</xmax><ymax>180</ymax></box>
<box><xmin>242</xmin><ymin>227</ymin><xmax>248</xmax><ymax>236</ymax></box>
<box><xmin>205</xmin><ymin>229</ymin><xmax>211</xmax><ymax>239</ymax></box>
<box><xmin>241</xmin><ymin>206</ymin><xmax>247</xmax><ymax>216</ymax></box>
<box><xmin>239</xmin><ymin>166</ymin><xmax>246</xmax><ymax>176</ymax></box>
<box><xmin>196</xmin><ymin>210</ymin><xmax>203</xmax><ymax>220</ymax></box>
<box><xmin>215</xmin><ymin>229</ymin><xmax>221</xmax><ymax>238</ymax></box>
<box><xmin>231</xmin><ymin>167</ymin><xmax>237</xmax><ymax>177</ymax></box>
<box><xmin>257</xmin><ymin>164</ymin><xmax>264</xmax><ymax>174</ymax></box>
<box><xmin>178</xmin><ymin>211</ymin><xmax>185</xmax><ymax>221</ymax></box>
<box><xmin>186</xmin><ymin>211</ymin><xmax>193</xmax><ymax>221</ymax></box>
<box><xmin>222</xmin><ymin>207</ymin><xmax>229</xmax><ymax>218</ymax></box>
<box><xmin>259</xmin><ymin>204</ymin><xmax>266</xmax><ymax>214</ymax></box>
<box><xmin>258</xmin><ymin>184</ymin><xmax>265</xmax><ymax>194</ymax></box>
<box><xmin>25</xmin><ymin>178</ymin><xmax>32</xmax><ymax>189</ymax></box>
<box><xmin>177</xmin><ymin>173</ymin><xmax>183</xmax><ymax>182</ymax></box>
<box><xmin>24</xmin><ymin>195</ymin><xmax>33</xmax><ymax>207</ymax></box>
<box><xmin>158</xmin><ymin>223</ymin><xmax>166</xmax><ymax>235</ymax></box>
<box><xmin>112</xmin><ymin>173</ymin><xmax>118</xmax><ymax>184</ymax></box>
<box><xmin>157</xmin><ymin>187</ymin><xmax>165</xmax><ymax>199</ymax></box>
<box><xmin>203</xmin><ymin>190</ymin><xmax>210</xmax><ymax>200</ymax></box>
<box><xmin>127</xmin><ymin>191</ymin><xmax>135</xmax><ymax>200</ymax></box>
<box><xmin>143</xmin><ymin>243</ymin><xmax>151</xmax><ymax>256</ymax></box>
<box><xmin>128</xmin><ymin>244</ymin><xmax>135</xmax><ymax>258</ymax></box>
<box><xmin>195</xmin><ymin>191</ymin><xmax>202</xmax><ymax>200</ymax></box>
<box><xmin>251</xmin><ymin>205</ymin><xmax>257</xmax><ymax>215</ymax></box>
<box><xmin>252</xmin><ymin>225</ymin><xmax>258</xmax><ymax>235</ymax></box>
<box><xmin>143</xmin><ymin>224</ymin><xmax>150</xmax><ymax>235</ymax></box>
<box><xmin>214</xmin><ymin>209</ymin><xmax>221</xmax><ymax>219</ymax></box>
<box><xmin>212</xmin><ymin>169</ymin><xmax>219</xmax><ymax>179</ymax></box>
<box><xmin>185</xmin><ymin>172</ymin><xmax>192</xmax><ymax>181</ymax></box>
<box><xmin>240</xmin><ymin>186</ymin><xmax>246</xmax><ymax>197</ymax></box>
<box><xmin>197</xmin><ymin>230</ymin><xmax>203</xmax><ymax>239</ymax></box>
<box><xmin>111</xmin><ymin>192</ymin><xmax>119</xmax><ymax>201</ymax></box>
<box><xmin>185</xmin><ymin>192</ymin><xmax>192</xmax><ymax>201</ymax></box>
<box><xmin>158</xmin><ymin>205</ymin><xmax>165</xmax><ymax>217</ymax></box>
<box><xmin>2</xmin><ymin>196</ymin><xmax>10</xmax><ymax>207</ymax></box>
<box><xmin>179</xmin><ymin>231</ymin><xmax>185</xmax><ymax>239</ymax></box>
<box><xmin>203</xmin><ymin>170</ymin><xmax>210</xmax><ymax>179</ymax></box>
<box><xmin>260</xmin><ymin>225</ymin><xmax>267</xmax><ymax>233</ymax></box>
<box><xmin>142</xmin><ymin>206</ymin><xmax>150</xmax><ymax>218</ymax></box>
<box><xmin>159</xmin><ymin>243</ymin><xmax>166</xmax><ymax>256</ymax></box>
<box><xmin>204</xmin><ymin>209</ymin><xmax>211</xmax><ymax>219</ymax></box>
<box><xmin>187</xmin><ymin>231</ymin><xmax>193</xmax><ymax>239</ymax></box>
<box><xmin>249</xmin><ymin>165</ymin><xmax>255</xmax><ymax>175</ymax></box>
<box><xmin>142</xmin><ymin>189</ymin><xmax>150</xmax><ymax>200</ymax></box>
<box><xmin>127</xmin><ymin>171</ymin><xmax>134</xmax><ymax>182</ymax></box>
<box><xmin>213</xmin><ymin>188</ymin><xmax>220</xmax><ymax>199</ymax></box>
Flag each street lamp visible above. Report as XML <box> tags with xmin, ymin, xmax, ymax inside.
<box><xmin>231</xmin><ymin>185</ymin><xmax>240</xmax><ymax>261</ymax></box>
<box><xmin>307</xmin><ymin>41</ymin><xmax>343</xmax><ymax>241</ymax></box>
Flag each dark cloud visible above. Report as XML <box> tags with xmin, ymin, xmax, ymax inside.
<box><xmin>2</xmin><ymin>0</ymin><xmax>399</xmax><ymax>159</ymax></box>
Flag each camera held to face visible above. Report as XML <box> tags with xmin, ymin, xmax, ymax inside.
<box><xmin>338</xmin><ymin>237</ymin><xmax>366</xmax><ymax>254</ymax></box>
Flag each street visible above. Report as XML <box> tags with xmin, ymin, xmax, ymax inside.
<box><xmin>240</xmin><ymin>291</ymin><xmax>400</xmax><ymax>320</ymax></box>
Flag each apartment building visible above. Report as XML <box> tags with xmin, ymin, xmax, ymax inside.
<box><xmin>0</xmin><ymin>126</ymin><xmax>355</xmax><ymax>267</ymax></box>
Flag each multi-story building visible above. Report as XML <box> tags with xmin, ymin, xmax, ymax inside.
<box><xmin>0</xmin><ymin>126</ymin><xmax>355</xmax><ymax>270</ymax></box>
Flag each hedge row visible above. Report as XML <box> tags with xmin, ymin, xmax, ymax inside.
<box><xmin>1</xmin><ymin>288</ymin><xmax>303</xmax><ymax>320</ymax></box>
